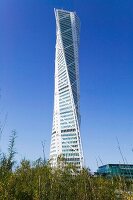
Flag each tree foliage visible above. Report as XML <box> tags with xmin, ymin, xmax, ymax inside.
<box><xmin>0</xmin><ymin>134</ymin><xmax>132</xmax><ymax>199</ymax></box>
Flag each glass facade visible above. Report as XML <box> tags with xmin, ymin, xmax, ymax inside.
<box><xmin>97</xmin><ymin>164</ymin><xmax>133</xmax><ymax>179</ymax></box>
<box><xmin>50</xmin><ymin>9</ymin><xmax>84</xmax><ymax>169</ymax></box>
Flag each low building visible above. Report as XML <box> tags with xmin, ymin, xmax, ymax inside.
<box><xmin>96</xmin><ymin>164</ymin><xmax>133</xmax><ymax>180</ymax></box>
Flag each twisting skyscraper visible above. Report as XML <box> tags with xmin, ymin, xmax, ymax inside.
<box><xmin>50</xmin><ymin>9</ymin><xmax>84</xmax><ymax>169</ymax></box>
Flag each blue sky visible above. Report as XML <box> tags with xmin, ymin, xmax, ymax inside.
<box><xmin>0</xmin><ymin>0</ymin><xmax>133</xmax><ymax>171</ymax></box>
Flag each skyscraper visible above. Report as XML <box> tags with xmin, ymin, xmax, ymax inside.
<box><xmin>50</xmin><ymin>9</ymin><xmax>84</xmax><ymax>169</ymax></box>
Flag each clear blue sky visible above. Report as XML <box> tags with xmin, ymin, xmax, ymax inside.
<box><xmin>0</xmin><ymin>0</ymin><xmax>133</xmax><ymax>171</ymax></box>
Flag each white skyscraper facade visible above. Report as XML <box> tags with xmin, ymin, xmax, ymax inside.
<box><xmin>50</xmin><ymin>9</ymin><xmax>84</xmax><ymax>169</ymax></box>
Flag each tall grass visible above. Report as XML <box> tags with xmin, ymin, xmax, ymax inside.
<box><xmin>0</xmin><ymin>133</ymin><xmax>132</xmax><ymax>200</ymax></box>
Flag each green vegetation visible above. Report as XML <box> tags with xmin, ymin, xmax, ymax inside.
<box><xmin>0</xmin><ymin>132</ymin><xmax>133</xmax><ymax>200</ymax></box>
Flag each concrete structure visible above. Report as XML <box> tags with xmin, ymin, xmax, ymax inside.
<box><xmin>50</xmin><ymin>9</ymin><xmax>84</xmax><ymax>169</ymax></box>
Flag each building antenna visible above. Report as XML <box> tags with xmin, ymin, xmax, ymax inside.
<box><xmin>116</xmin><ymin>137</ymin><xmax>125</xmax><ymax>164</ymax></box>
<box><xmin>41</xmin><ymin>140</ymin><xmax>46</xmax><ymax>164</ymax></box>
<box><xmin>98</xmin><ymin>156</ymin><xmax>104</xmax><ymax>166</ymax></box>
<box><xmin>96</xmin><ymin>158</ymin><xmax>99</xmax><ymax>168</ymax></box>
<box><xmin>0</xmin><ymin>112</ymin><xmax>8</xmax><ymax>141</ymax></box>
